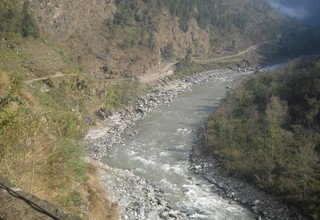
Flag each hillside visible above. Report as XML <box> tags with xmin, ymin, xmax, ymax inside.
<box><xmin>203</xmin><ymin>58</ymin><xmax>320</xmax><ymax>219</ymax></box>
<box><xmin>27</xmin><ymin>0</ymin><xmax>292</xmax><ymax>77</ymax></box>
<box><xmin>0</xmin><ymin>0</ymin><xmax>317</xmax><ymax>219</ymax></box>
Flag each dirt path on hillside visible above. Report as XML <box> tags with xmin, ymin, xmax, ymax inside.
<box><xmin>25</xmin><ymin>42</ymin><xmax>266</xmax><ymax>85</ymax></box>
<box><xmin>193</xmin><ymin>41</ymin><xmax>267</xmax><ymax>64</ymax></box>
<box><xmin>138</xmin><ymin>62</ymin><xmax>177</xmax><ymax>83</ymax></box>
<box><xmin>138</xmin><ymin>41</ymin><xmax>267</xmax><ymax>83</ymax></box>
<box><xmin>25</xmin><ymin>72</ymin><xmax>77</xmax><ymax>84</ymax></box>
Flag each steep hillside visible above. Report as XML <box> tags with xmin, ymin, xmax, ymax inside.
<box><xmin>28</xmin><ymin>0</ymin><xmax>290</xmax><ymax>77</ymax></box>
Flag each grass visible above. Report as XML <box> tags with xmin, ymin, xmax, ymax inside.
<box><xmin>0</xmin><ymin>37</ymin><xmax>119</xmax><ymax>218</ymax></box>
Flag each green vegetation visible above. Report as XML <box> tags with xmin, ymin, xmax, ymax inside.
<box><xmin>164</xmin><ymin>0</ymin><xmax>282</xmax><ymax>39</ymax></box>
<box><xmin>161</xmin><ymin>43</ymin><xmax>175</xmax><ymax>61</ymax></box>
<box><xmin>0</xmin><ymin>71</ymin><xmax>89</xmax><ymax>214</ymax></box>
<box><xmin>277</xmin><ymin>29</ymin><xmax>320</xmax><ymax>57</ymax></box>
<box><xmin>204</xmin><ymin>59</ymin><xmax>320</xmax><ymax>218</ymax></box>
<box><xmin>106</xmin><ymin>0</ymin><xmax>157</xmax><ymax>50</ymax></box>
<box><xmin>105</xmin><ymin>79</ymin><xmax>143</xmax><ymax>111</ymax></box>
<box><xmin>0</xmin><ymin>0</ymin><xmax>39</xmax><ymax>38</ymax></box>
<box><xmin>0</xmin><ymin>0</ymin><xmax>317</xmax><ymax>219</ymax></box>
<box><xmin>175</xmin><ymin>51</ymin><xmax>192</xmax><ymax>73</ymax></box>
<box><xmin>105</xmin><ymin>0</ymin><xmax>287</xmax><ymax>69</ymax></box>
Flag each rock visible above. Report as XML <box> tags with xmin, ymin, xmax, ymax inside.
<box><xmin>252</xmin><ymin>206</ymin><xmax>259</xmax><ymax>214</ymax></box>
<box><xmin>147</xmin><ymin>210</ymin><xmax>160</xmax><ymax>220</ymax></box>
<box><xmin>168</xmin><ymin>210</ymin><xmax>180</xmax><ymax>218</ymax></box>
<box><xmin>160</xmin><ymin>211</ymin><xmax>169</xmax><ymax>218</ymax></box>
<box><xmin>253</xmin><ymin>199</ymin><xmax>260</xmax><ymax>206</ymax></box>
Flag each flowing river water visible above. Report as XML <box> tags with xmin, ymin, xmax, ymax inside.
<box><xmin>103</xmin><ymin>72</ymin><xmax>257</xmax><ymax>219</ymax></box>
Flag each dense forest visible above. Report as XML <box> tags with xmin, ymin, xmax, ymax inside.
<box><xmin>204</xmin><ymin>58</ymin><xmax>320</xmax><ymax>218</ymax></box>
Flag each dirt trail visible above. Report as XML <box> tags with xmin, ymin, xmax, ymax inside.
<box><xmin>138</xmin><ymin>62</ymin><xmax>177</xmax><ymax>83</ymax></box>
<box><xmin>138</xmin><ymin>42</ymin><xmax>267</xmax><ymax>84</ymax></box>
<box><xmin>193</xmin><ymin>42</ymin><xmax>267</xmax><ymax>64</ymax></box>
<box><xmin>25</xmin><ymin>42</ymin><xmax>266</xmax><ymax>85</ymax></box>
<box><xmin>25</xmin><ymin>72</ymin><xmax>77</xmax><ymax>84</ymax></box>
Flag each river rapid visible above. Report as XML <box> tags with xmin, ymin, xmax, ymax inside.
<box><xmin>101</xmin><ymin>70</ymin><xmax>256</xmax><ymax>219</ymax></box>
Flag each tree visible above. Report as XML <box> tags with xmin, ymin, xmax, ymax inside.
<box><xmin>21</xmin><ymin>0</ymin><xmax>39</xmax><ymax>38</ymax></box>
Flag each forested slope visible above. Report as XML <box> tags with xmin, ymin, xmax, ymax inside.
<box><xmin>204</xmin><ymin>58</ymin><xmax>320</xmax><ymax>219</ymax></box>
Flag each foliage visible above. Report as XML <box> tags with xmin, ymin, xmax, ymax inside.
<box><xmin>0</xmin><ymin>71</ymin><xmax>92</xmax><ymax>216</ymax></box>
<box><xmin>0</xmin><ymin>1</ymin><xmax>21</xmax><ymax>35</ymax></box>
<box><xmin>276</xmin><ymin>29</ymin><xmax>320</xmax><ymax>57</ymax></box>
<box><xmin>0</xmin><ymin>0</ymin><xmax>39</xmax><ymax>38</ymax></box>
<box><xmin>163</xmin><ymin>0</ymin><xmax>281</xmax><ymax>39</ymax></box>
<box><xmin>55</xmin><ymin>140</ymin><xmax>87</xmax><ymax>183</ymax></box>
<box><xmin>161</xmin><ymin>42</ymin><xmax>175</xmax><ymax>61</ymax></box>
<box><xmin>205</xmin><ymin>59</ymin><xmax>320</xmax><ymax>218</ymax></box>
<box><xmin>105</xmin><ymin>79</ymin><xmax>141</xmax><ymax>110</ymax></box>
<box><xmin>106</xmin><ymin>0</ymin><xmax>283</xmax><ymax>55</ymax></box>
<box><xmin>106</xmin><ymin>0</ymin><xmax>157</xmax><ymax>50</ymax></box>
<box><xmin>21</xmin><ymin>0</ymin><xmax>39</xmax><ymax>38</ymax></box>
<box><xmin>175</xmin><ymin>51</ymin><xmax>192</xmax><ymax>73</ymax></box>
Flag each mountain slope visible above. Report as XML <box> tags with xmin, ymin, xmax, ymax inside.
<box><xmin>28</xmin><ymin>0</ymin><xmax>290</xmax><ymax>77</ymax></box>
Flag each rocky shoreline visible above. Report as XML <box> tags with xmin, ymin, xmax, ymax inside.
<box><xmin>190</xmin><ymin>114</ymin><xmax>309</xmax><ymax>220</ymax></box>
<box><xmin>97</xmin><ymin>161</ymin><xmax>189</xmax><ymax>220</ymax></box>
<box><xmin>84</xmin><ymin>68</ymin><xmax>263</xmax><ymax>220</ymax></box>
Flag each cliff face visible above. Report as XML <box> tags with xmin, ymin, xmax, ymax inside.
<box><xmin>28</xmin><ymin>0</ymin><xmax>288</xmax><ymax>77</ymax></box>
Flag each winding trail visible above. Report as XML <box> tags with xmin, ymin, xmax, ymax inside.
<box><xmin>25</xmin><ymin>41</ymin><xmax>267</xmax><ymax>85</ymax></box>
<box><xmin>193</xmin><ymin>41</ymin><xmax>267</xmax><ymax>64</ymax></box>
<box><xmin>138</xmin><ymin>41</ymin><xmax>267</xmax><ymax>83</ymax></box>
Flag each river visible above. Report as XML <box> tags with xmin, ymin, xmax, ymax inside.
<box><xmin>103</xmin><ymin>71</ymin><xmax>255</xmax><ymax>219</ymax></box>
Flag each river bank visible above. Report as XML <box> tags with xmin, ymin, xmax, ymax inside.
<box><xmin>85</xmin><ymin>68</ymin><xmax>253</xmax><ymax>219</ymax></box>
<box><xmin>190</xmin><ymin>127</ymin><xmax>308</xmax><ymax>220</ymax></box>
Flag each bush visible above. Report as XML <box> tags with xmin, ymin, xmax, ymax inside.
<box><xmin>21</xmin><ymin>1</ymin><xmax>40</xmax><ymax>38</ymax></box>
<box><xmin>0</xmin><ymin>0</ymin><xmax>40</xmax><ymax>38</ymax></box>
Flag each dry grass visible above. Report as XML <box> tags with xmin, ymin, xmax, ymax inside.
<box><xmin>85</xmin><ymin>161</ymin><xmax>119</xmax><ymax>220</ymax></box>
<box><xmin>0</xmin><ymin>71</ymin><xmax>9</xmax><ymax>95</ymax></box>
<box><xmin>0</xmin><ymin>53</ymin><xmax>119</xmax><ymax>219</ymax></box>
